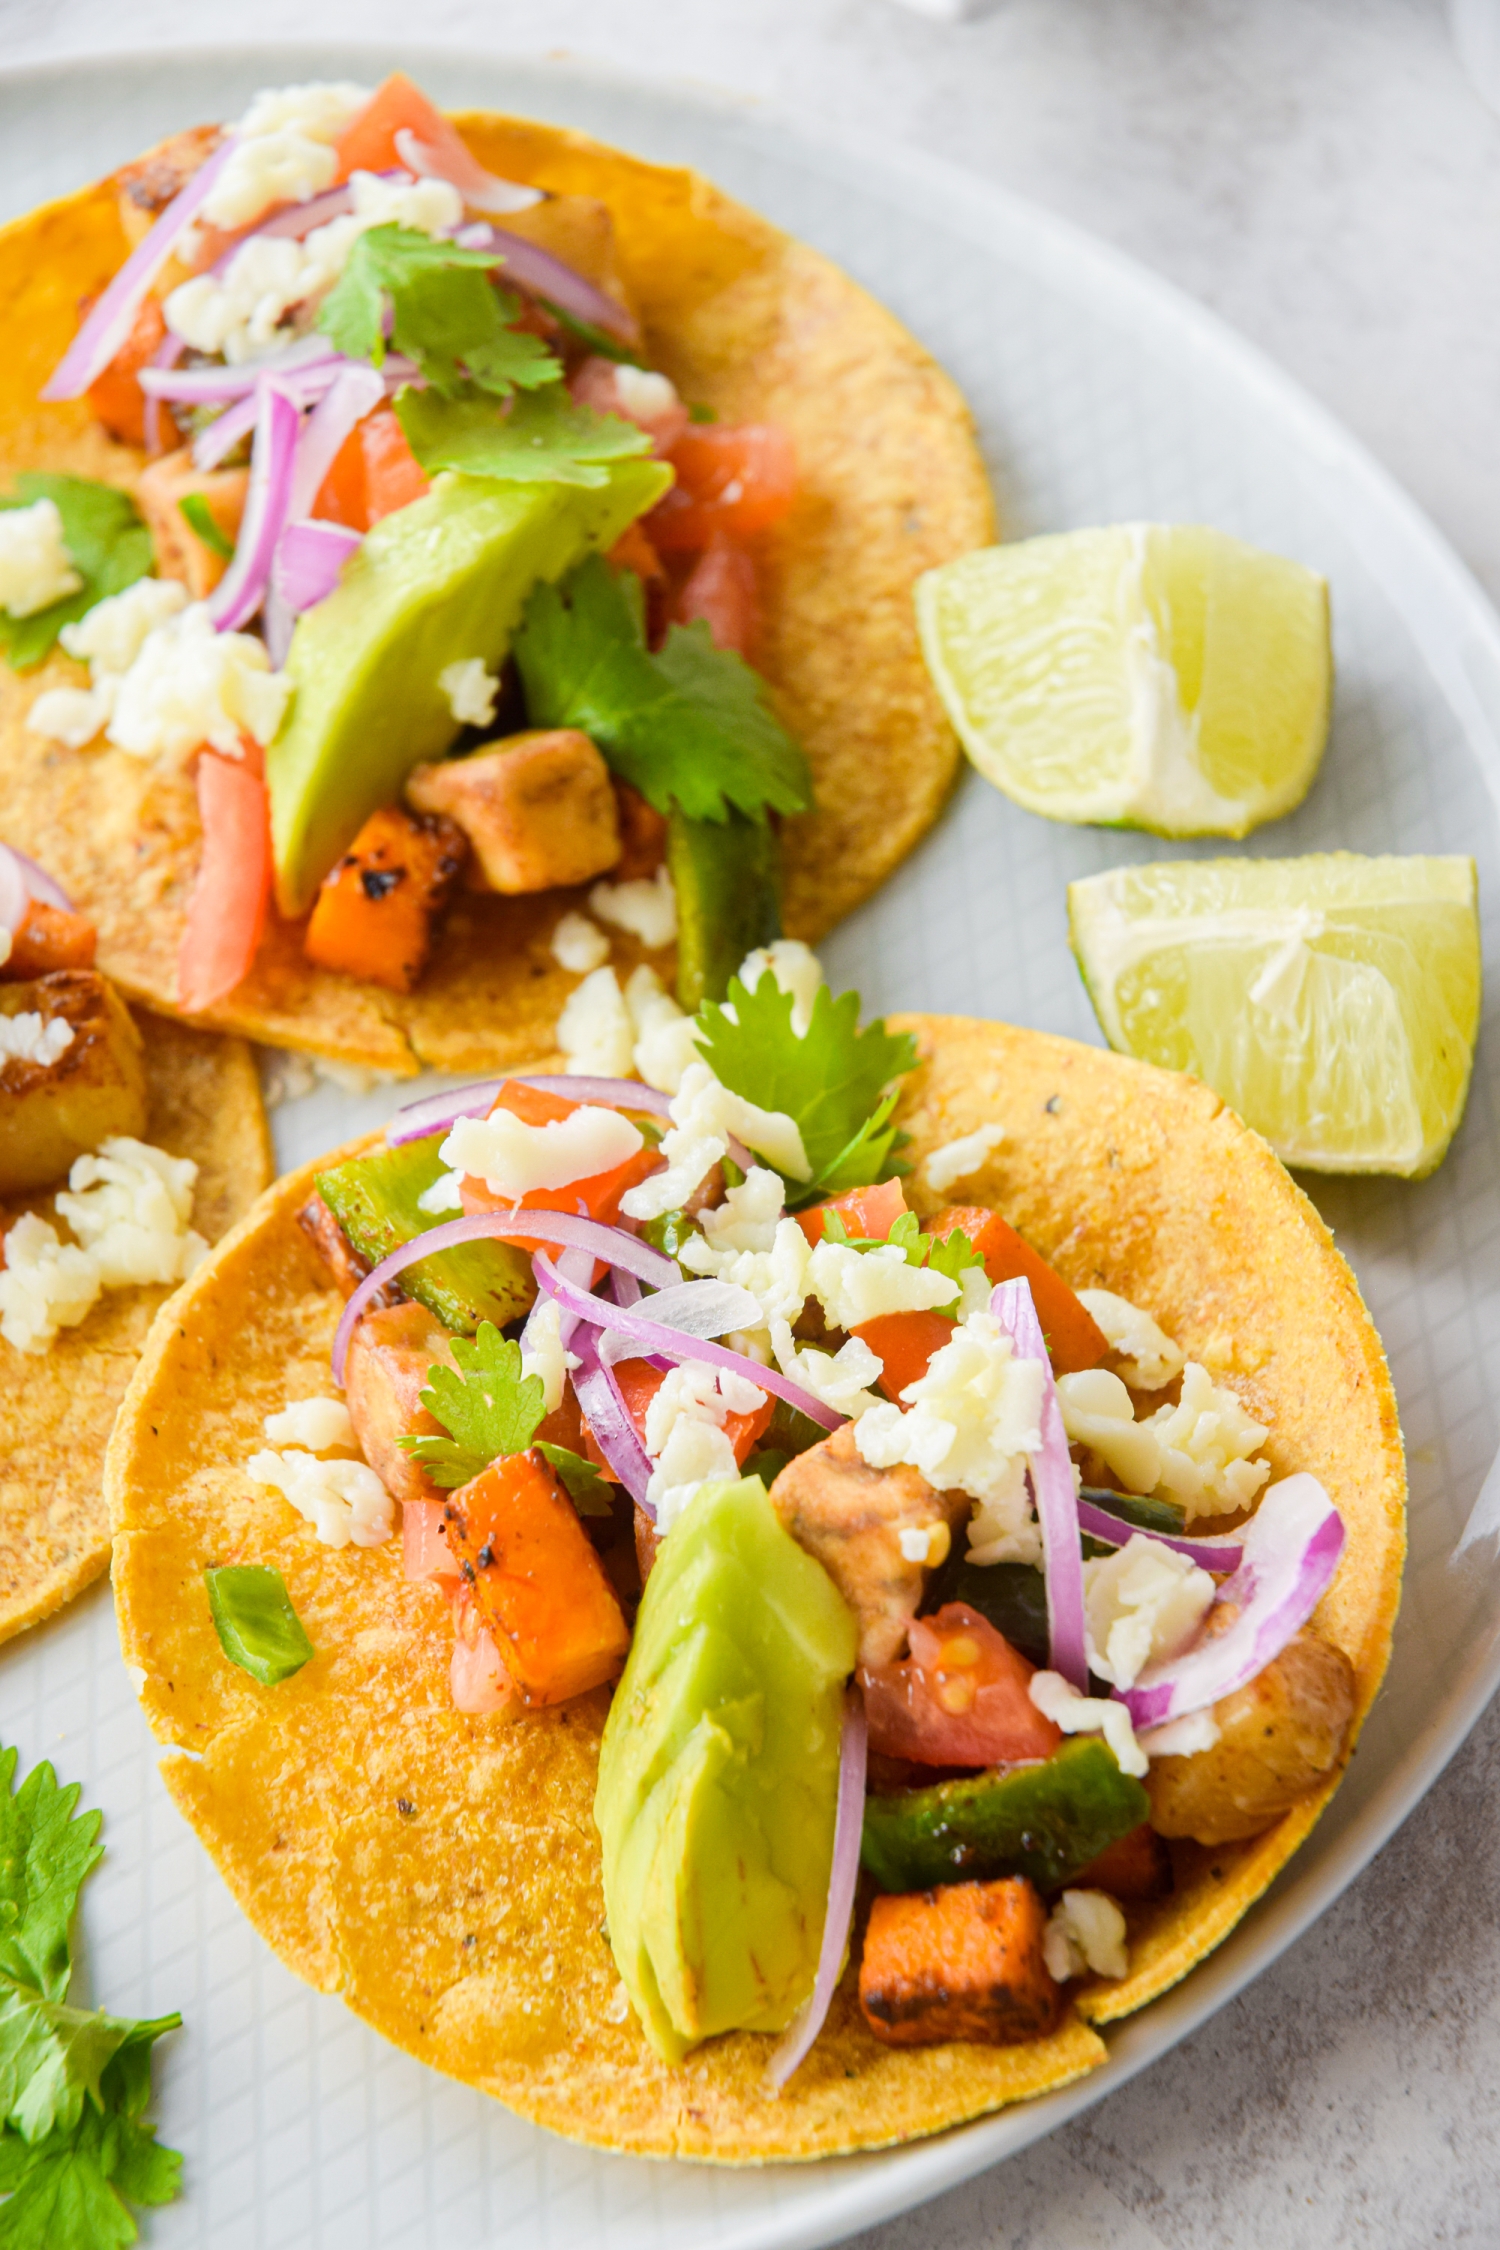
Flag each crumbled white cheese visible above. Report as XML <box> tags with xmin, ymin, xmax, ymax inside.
<box><xmin>1057</xmin><ymin>1367</ymin><xmax>1165</xmax><ymax>1495</ymax></box>
<box><xmin>620</xmin><ymin>1060</ymin><xmax>808</xmax><ymax>1223</ymax></box>
<box><xmin>60</xmin><ymin>576</ymin><xmax>186</xmax><ymax>677</ymax></box>
<box><xmin>623</xmin><ymin>964</ymin><xmax>701</xmax><ymax>1095</ymax></box>
<box><xmin>1144</xmin><ymin>1362</ymin><xmax>1271</xmax><ymax>1520</ymax></box>
<box><xmin>612</xmin><ymin>365</ymin><xmax>679</xmax><ymax>423</ymax></box>
<box><xmin>247</xmin><ymin>1447</ymin><xmax>393</xmax><ymax>1548</ymax></box>
<box><xmin>897</xmin><ymin>1521</ymin><xmax>952</xmax><ymax>1566</ymax></box>
<box><xmin>236</xmin><ymin>80</ymin><xmax>372</xmax><ymax>144</ymax></box>
<box><xmin>0</xmin><ymin>498</ymin><xmax>82</xmax><ymax>619</ymax></box>
<box><xmin>348</xmin><ymin>169</ymin><xmax>463</xmax><ymax>234</ymax></box>
<box><xmin>520</xmin><ymin>1297</ymin><xmax>579</xmax><ymax>1415</ymax></box>
<box><xmin>441</xmin><ymin>1103</ymin><xmax>642</xmax><ymax>1200</ymax></box>
<box><xmin>203</xmin><ymin>131</ymin><xmax>340</xmax><ymax>232</ymax></box>
<box><xmin>589</xmin><ymin>866</ymin><xmax>678</xmax><ymax>951</ymax></box>
<box><xmin>923</xmin><ymin>1121</ymin><xmax>1004</xmax><ymax>1196</ymax></box>
<box><xmin>551</xmin><ymin>911</ymin><xmax>610</xmax><ymax>975</ymax></box>
<box><xmin>965</xmin><ymin>1455</ymin><xmax>1043</xmax><ymax>1569</ymax></box>
<box><xmin>0</xmin><ymin>1214</ymin><xmax>102</xmax><ymax>1352</ymax></box>
<box><xmin>556</xmin><ymin>965</ymin><xmax>636</xmax><ymax>1077</ymax></box>
<box><xmin>805</xmin><ymin>1237</ymin><xmax>958</xmax><ymax>1330</ymax></box>
<box><xmin>769</xmin><ymin>1320</ymin><xmax>883</xmax><ymax>1418</ymax></box>
<box><xmin>56</xmin><ymin>1136</ymin><xmax>207</xmax><ymax>1289</ymax></box>
<box><xmin>737</xmin><ymin>938</ymin><xmax>825</xmax><ymax>1035</ymax></box>
<box><xmin>1138</xmin><ymin>1708</ymin><xmax>1221</xmax><ymax>1760</ymax></box>
<box><xmin>25</xmin><ymin>687</ymin><xmax>106</xmax><ymax>750</ymax></box>
<box><xmin>438</xmin><ymin>656</ymin><xmax>499</xmax><ymax>729</ymax></box>
<box><xmin>41</xmin><ymin>594</ymin><xmax>291</xmax><ymax>764</ymax></box>
<box><xmin>0</xmin><ymin>1013</ymin><xmax>74</xmax><ymax>1068</ymax></box>
<box><xmin>1043</xmin><ymin>1890</ymin><xmax>1128</xmax><ymax>1982</ymax></box>
<box><xmin>1082</xmin><ymin>1533</ymin><xmax>1215</xmax><ymax>1691</ymax></box>
<box><xmin>1078</xmin><ymin>1287</ymin><xmax>1184</xmax><ymax>1391</ymax></box>
<box><xmin>263</xmin><ymin>1395</ymin><xmax>355</xmax><ymax>1451</ymax></box>
<box><xmin>681</xmin><ymin>1214</ymin><xmax>811</xmax><ymax>1333</ymax></box>
<box><xmin>856</xmin><ymin>1310</ymin><xmax>1044</xmax><ymax>1502</ymax></box>
<box><xmin>695</xmin><ymin>1165</ymin><xmax>785</xmax><ymax>1257</ymax></box>
<box><xmin>415</xmin><ymin>1168</ymin><xmax>463</xmax><ymax>1215</ymax></box>
<box><xmin>644</xmin><ymin>1362</ymin><xmax>766</xmax><ymax>1531</ymax></box>
<box><xmin>1029</xmin><ymin>1669</ymin><xmax>1147</xmax><ymax>1778</ymax></box>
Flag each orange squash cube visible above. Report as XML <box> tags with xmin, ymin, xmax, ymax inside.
<box><xmin>303</xmin><ymin>805</ymin><xmax>467</xmax><ymax>993</ymax></box>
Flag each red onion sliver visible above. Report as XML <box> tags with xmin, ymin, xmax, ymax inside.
<box><xmin>331</xmin><ymin>1210</ymin><xmax>678</xmax><ymax>1382</ymax></box>
<box><xmin>537</xmin><ymin>1256</ymin><xmax>840</xmax><ymax>1429</ymax></box>
<box><xmin>463</xmin><ymin>220</ymin><xmax>640</xmax><ymax>346</ymax></box>
<box><xmin>193</xmin><ymin>359</ymin><xmax>345</xmax><ymax>475</ymax></box>
<box><xmin>275</xmin><ymin>518</ymin><xmax>361</xmax><ymax>612</ymax></box>
<box><xmin>991</xmin><ymin>1278</ymin><xmax>1088</xmax><ymax>1691</ymax></box>
<box><xmin>142</xmin><ymin>329</ymin><xmax>186</xmax><ymax>456</ymax></box>
<box><xmin>520</xmin><ymin>1243</ymin><xmax>593</xmax><ymax>1359</ymax></box>
<box><xmin>288</xmin><ymin>362</ymin><xmax>384</xmax><ymax>519</ymax></box>
<box><xmin>767</xmin><ymin>1690</ymin><xmax>868</xmax><ymax>2091</ymax></box>
<box><xmin>141</xmin><ymin>336</ymin><xmax>339</xmax><ymax>403</ymax></box>
<box><xmin>0</xmin><ymin>853</ymin><xmax>28</xmax><ymax>939</ymax></box>
<box><xmin>394</xmin><ymin>127</ymin><xmax>544</xmax><ymax>217</ymax></box>
<box><xmin>610</xmin><ymin>1268</ymin><xmax>643</xmax><ymax>1309</ymax></box>
<box><xmin>386</xmin><ymin>1073</ymin><xmax>672</xmax><ymax>1147</ymax></box>
<box><xmin>1075</xmin><ymin>1498</ymin><xmax>1244</xmax><ymax>1575</ymax></box>
<box><xmin>569</xmin><ymin>1323</ymin><xmax>655</xmax><ymax>1507</ymax></box>
<box><xmin>42</xmin><ymin>136</ymin><xmax>235</xmax><ymax>400</ymax></box>
<box><xmin>261</xmin><ymin>585</ymin><xmax>294</xmax><ymax>669</ymax></box>
<box><xmin>0</xmin><ymin>843</ymin><xmax>72</xmax><ymax>916</ymax></box>
<box><xmin>207</xmin><ymin>383</ymin><xmax>301</xmax><ymax>632</ymax></box>
<box><xmin>1118</xmin><ymin>1474</ymin><xmax>1345</xmax><ymax>1730</ymax></box>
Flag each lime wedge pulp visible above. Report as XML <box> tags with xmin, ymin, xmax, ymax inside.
<box><xmin>916</xmin><ymin>525</ymin><xmax>1331</xmax><ymax>839</ymax></box>
<box><xmin>1068</xmin><ymin>853</ymin><xmax>1481</xmax><ymax>1177</ymax></box>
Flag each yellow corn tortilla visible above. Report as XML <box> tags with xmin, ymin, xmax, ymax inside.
<box><xmin>0</xmin><ymin>1008</ymin><xmax>270</xmax><ymax>1643</ymax></box>
<box><xmin>105</xmin><ymin>1016</ymin><xmax>1403</xmax><ymax>2157</ymax></box>
<box><xmin>0</xmin><ymin>116</ymin><xmax>994</xmax><ymax>1076</ymax></box>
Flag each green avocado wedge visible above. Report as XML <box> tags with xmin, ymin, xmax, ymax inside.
<box><xmin>268</xmin><ymin>457</ymin><xmax>672</xmax><ymax>916</ymax></box>
<box><xmin>594</xmin><ymin>1475</ymin><xmax>856</xmax><ymax>2065</ymax></box>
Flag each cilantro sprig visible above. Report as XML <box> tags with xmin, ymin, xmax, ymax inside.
<box><xmin>0</xmin><ymin>477</ymin><xmax>152</xmax><ymax>674</ymax></box>
<box><xmin>513</xmin><ymin>554</ymin><xmax>812</xmax><ymax>823</ymax></box>
<box><xmin>820</xmin><ymin>1207</ymin><xmax>984</xmax><ymax>1312</ymax></box>
<box><xmin>398</xmin><ymin>1323</ymin><xmax>546</xmax><ymax>1489</ymax></box>
<box><xmin>319</xmin><ymin>226</ymin><xmax>561</xmax><ymax>400</ymax></box>
<box><xmin>396</xmin><ymin>385</ymin><xmax>653</xmax><ymax>490</ymax></box>
<box><xmin>0</xmin><ymin>1747</ymin><xmax>180</xmax><ymax>2247</ymax></box>
<box><xmin>694</xmin><ymin>975</ymin><xmax>918</xmax><ymax>1206</ymax></box>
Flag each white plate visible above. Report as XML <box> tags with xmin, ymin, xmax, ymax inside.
<box><xmin>4</xmin><ymin>43</ymin><xmax>1500</xmax><ymax>2250</ymax></box>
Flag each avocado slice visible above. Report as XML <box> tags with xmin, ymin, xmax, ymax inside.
<box><xmin>594</xmin><ymin>1475</ymin><xmax>857</xmax><ymax>2063</ymax></box>
<box><xmin>269</xmin><ymin>458</ymin><xmax>672</xmax><ymax>916</ymax></box>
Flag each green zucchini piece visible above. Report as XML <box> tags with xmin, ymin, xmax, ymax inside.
<box><xmin>920</xmin><ymin>1555</ymin><xmax>1051</xmax><ymax>1669</ymax></box>
<box><xmin>861</xmin><ymin>1738</ymin><xmax>1149</xmax><ymax>1895</ymax></box>
<box><xmin>316</xmin><ymin>1133</ymin><xmax>532</xmax><ymax>1335</ymax></box>
<box><xmin>668</xmin><ymin>807</ymin><xmax>781</xmax><ymax>1012</ymax></box>
<box><xmin>206</xmin><ymin>1565</ymin><xmax>314</xmax><ymax>1686</ymax></box>
<box><xmin>1080</xmin><ymin>1485</ymin><xmax>1189</xmax><ymax>1537</ymax></box>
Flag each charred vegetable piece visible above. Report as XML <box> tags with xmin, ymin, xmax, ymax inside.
<box><xmin>296</xmin><ymin>1189</ymin><xmax>377</xmax><ymax>1300</ymax></box>
<box><xmin>0</xmin><ymin>971</ymin><xmax>146</xmax><ymax>1195</ymax></box>
<box><xmin>2</xmin><ymin>899</ymin><xmax>97</xmax><ymax>979</ymax></box>
<box><xmin>344</xmin><ymin>1299</ymin><xmax>458</xmax><ymax>1507</ymax></box>
<box><xmin>858</xmin><ymin>1877</ymin><xmax>1061</xmax><ymax>2047</ymax></box>
<box><xmin>205</xmin><ymin>1565</ymin><xmax>314</xmax><ymax>1686</ymax></box>
<box><xmin>928</xmin><ymin>1206</ymin><xmax>1108</xmax><ymax>1375</ymax></box>
<box><xmin>1079</xmin><ymin>1485</ymin><xmax>1189</xmax><ymax>1539</ymax></box>
<box><xmin>612</xmin><ymin>779</ymin><xmax>667</xmax><ymax>878</ymax></box>
<box><xmin>667</xmin><ymin>806</ymin><xmax>780</xmax><ymax>1011</ymax></box>
<box><xmin>920</xmin><ymin>1554</ymin><xmax>1051</xmax><ymax>1669</ymax></box>
<box><xmin>1072</xmin><ymin>1821</ymin><xmax>1174</xmax><ymax>1901</ymax></box>
<box><xmin>860</xmin><ymin>1737</ymin><xmax>1150</xmax><ymax>1896</ymax></box>
<box><xmin>136</xmin><ymin>447</ymin><xmax>247</xmax><ymax>598</ymax></box>
<box><xmin>303</xmin><ymin>805</ymin><xmax>467</xmax><ymax>993</ymax></box>
<box><xmin>315</xmin><ymin>1132</ymin><xmax>532</xmax><ymax>1335</ymax></box>
<box><xmin>113</xmin><ymin>122</ymin><xmax>220</xmax><ymax>247</ymax></box>
<box><xmin>85</xmin><ymin>294</ymin><xmax>173</xmax><ymax>447</ymax></box>
<box><xmin>444</xmin><ymin>1447</ymin><xmax>629</xmax><ymax>1705</ymax></box>
<box><xmin>406</xmin><ymin>729</ymin><xmax>621</xmax><ymax>894</ymax></box>
<box><xmin>1146</xmin><ymin>1627</ymin><xmax>1356</xmax><ymax>1845</ymax></box>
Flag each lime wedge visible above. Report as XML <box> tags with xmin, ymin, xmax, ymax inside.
<box><xmin>916</xmin><ymin>525</ymin><xmax>1331</xmax><ymax>837</ymax></box>
<box><xmin>1069</xmin><ymin>854</ymin><xmax>1480</xmax><ymax>1176</ymax></box>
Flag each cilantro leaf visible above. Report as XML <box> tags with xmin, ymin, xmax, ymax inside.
<box><xmin>0</xmin><ymin>2024</ymin><xmax>182</xmax><ymax>2250</ymax></box>
<box><xmin>0</xmin><ymin>1751</ymin><xmax>102</xmax><ymax>2007</ymax></box>
<box><xmin>0</xmin><ymin>478</ymin><xmax>152</xmax><ymax>674</ymax></box>
<box><xmin>319</xmin><ymin>226</ymin><xmax>561</xmax><ymax>398</ymax></box>
<box><xmin>397</xmin><ymin>384</ymin><xmax>653</xmax><ymax>489</ymax></box>
<box><xmin>536</xmin><ymin>1443</ymin><xmax>614</xmax><ymax>1518</ymax></box>
<box><xmin>695</xmin><ymin>976</ymin><xmax>918</xmax><ymax>1205</ymax></box>
<box><xmin>398</xmin><ymin>1323</ymin><xmax>546</xmax><ymax>1488</ymax></box>
<box><xmin>819</xmin><ymin>1207</ymin><xmax>983</xmax><ymax>1316</ymax></box>
<box><xmin>176</xmin><ymin>492</ymin><xmax>234</xmax><ymax>561</ymax></box>
<box><xmin>513</xmin><ymin>554</ymin><xmax>812</xmax><ymax>822</ymax></box>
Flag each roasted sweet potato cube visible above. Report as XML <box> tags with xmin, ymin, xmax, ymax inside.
<box><xmin>0</xmin><ymin>972</ymin><xmax>146</xmax><ymax>1196</ymax></box>
<box><xmin>2</xmin><ymin>900</ymin><xmax>97</xmax><ymax>980</ymax></box>
<box><xmin>1071</xmin><ymin>1821</ymin><xmax>1174</xmax><ymax>1900</ymax></box>
<box><xmin>84</xmin><ymin>295</ymin><xmax>174</xmax><ymax>449</ymax></box>
<box><xmin>136</xmin><ymin>447</ymin><xmax>248</xmax><ymax>599</ymax></box>
<box><xmin>858</xmin><ymin>1878</ymin><xmax>1062</xmax><ymax>2047</ymax></box>
<box><xmin>113</xmin><ymin>125</ymin><xmax>223</xmax><ymax>247</ymax></box>
<box><xmin>303</xmin><ymin>806</ymin><xmax>467</xmax><ymax>993</ymax></box>
<box><xmin>343</xmin><ymin>1299</ymin><xmax>457</xmax><ymax>1508</ymax></box>
<box><xmin>447</xmin><ymin>1448</ymin><xmax>630</xmax><ymax>1705</ymax></box>
<box><xmin>405</xmin><ymin>730</ymin><xmax>620</xmax><ymax>895</ymax></box>
<box><xmin>612</xmin><ymin>779</ymin><xmax>667</xmax><ymax>880</ymax></box>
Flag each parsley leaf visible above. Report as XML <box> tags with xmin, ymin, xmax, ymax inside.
<box><xmin>0</xmin><ymin>1749</ymin><xmax>102</xmax><ymax>2007</ymax></box>
<box><xmin>819</xmin><ymin>1208</ymin><xmax>983</xmax><ymax>1315</ymax></box>
<box><xmin>0</xmin><ymin>477</ymin><xmax>152</xmax><ymax>674</ymax></box>
<box><xmin>513</xmin><ymin>554</ymin><xmax>812</xmax><ymax>822</ymax></box>
<box><xmin>536</xmin><ymin>1443</ymin><xmax>614</xmax><ymax>1518</ymax></box>
<box><xmin>318</xmin><ymin>226</ymin><xmax>561</xmax><ymax>399</ymax></box>
<box><xmin>695</xmin><ymin>976</ymin><xmax>918</xmax><ymax>1206</ymax></box>
<box><xmin>396</xmin><ymin>384</ymin><xmax>654</xmax><ymax>490</ymax></box>
<box><xmin>398</xmin><ymin>1323</ymin><xmax>547</xmax><ymax>1488</ymax></box>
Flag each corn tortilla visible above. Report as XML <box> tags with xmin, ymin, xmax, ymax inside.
<box><xmin>0</xmin><ymin>118</ymin><xmax>994</xmax><ymax>1075</ymax></box>
<box><xmin>0</xmin><ymin>1009</ymin><xmax>270</xmax><ymax>1644</ymax></box>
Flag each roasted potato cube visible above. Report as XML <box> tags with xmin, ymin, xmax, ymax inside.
<box><xmin>344</xmin><ymin>1299</ymin><xmax>458</xmax><ymax>1507</ymax></box>
<box><xmin>2</xmin><ymin>900</ymin><xmax>97</xmax><ymax>980</ymax></box>
<box><xmin>0</xmin><ymin>972</ymin><xmax>146</xmax><ymax>1196</ymax></box>
<box><xmin>613</xmin><ymin>779</ymin><xmax>667</xmax><ymax>879</ymax></box>
<box><xmin>1146</xmin><ymin>1627</ymin><xmax>1357</xmax><ymax>1845</ymax></box>
<box><xmin>303</xmin><ymin>806</ymin><xmax>467</xmax><ymax>994</ymax></box>
<box><xmin>859</xmin><ymin>1878</ymin><xmax>1062</xmax><ymax>2047</ymax></box>
<box><xmin>135</xmin><ymin>447</ymin><xmax>248</xmax><ymax>600</ymax></box>
<box><xmin>406</xmin><ymin>730</ymin><xmax>621</xmax><ymax>895</ymax></box>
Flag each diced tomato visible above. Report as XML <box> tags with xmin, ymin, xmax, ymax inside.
<box><xmin>601</xmin><ymin>1356</ymin><xmax>774</xmax><ymax>1468</ymax></box>
<box><xmin>669</xmin><ymin>536</ymin><xmax>758</xmax><ymax>658</ymax></box>
<box><xmin>570</xmin><ymin>356</ymin><xmax>688</xmax><ymax>454</ymax></box>
<box><xmin>177</xmin><ymin>751</ymin><xmax>270</xmax><ymax>1014</ymax></box>
<box><xmin>648</xmin><ymin>424</ymin><xmax>797</xmax><ymax>553</ymax></box>
<box><xmin>3</xmin><ymin>899</ymin><xmax>97</xmax><ymax>979</ymax></box>
<box><xmin>861</xmin><ymin>1604</ymin><xmax>1063</xmax><ymax>1768</ymax></box>
<box><xmin>928</xmin><ymin>1206</ymin><xmax>1107</xmax><ymax>1375</ymax></box>
<box><xmin>333</xmin><ymin>72</ymin><xmax>470</xmax><ymax>183</ymax></box>
<box><xmin>402</xmin><ymin>1498</ymin><xmax>457</xmax><ymax>1583</ymax></box>
<box><xmin>448</xmin><ymin>1584</ymin><xmax>518</xmax><ymax>1714</ymax></box>
<box><xmin>607</xmin><ymin>519</ymin><xmax>665</xmax><ymax>584</ymax></box>
<box><xmin>852</xmin><ymin>1309</ymin><xmax>955</xmax><ymax>1403</ymax></box>
<box><xmin>458</xmin><ymin>1079</ymin><xmax>664</xmax><ymax>1254</ymax></box>
<box><xmin>312</xmin><ymin>408</ymin><xmax>430</xmax><ymax>532</ymax></box>
<box><xmin>797</xmin><ymin>1177</ymin><xmax>907</xmax><ymax>1248</ymax></box>
<box><xmin>86</xmin><ymin>295</ymin><xmax>173</xmax><ymax>450</ymax></box>
<box><xmin>446</xmin><ymin>1448</ymin><xmax>630</xmax><ymax>1704</ymax></box>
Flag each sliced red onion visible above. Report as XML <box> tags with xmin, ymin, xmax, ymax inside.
<box><xmin>192</xmin><ymin>358</ymin><xmax>346</xmax><ymax>475</ymax></box>
<box><xmin>0</xmin><ymin>843</ymin><xmax>72</xmax><ymax>917</ymax></box>
<box><xmin>42</xmin><ymin>136</ymin><xmax>234</xmax><ymax>400</ymax></box>
<box><xmin>767</xmin><ymin>1690</ymin><xmax>868</xmax><ymax>2091</ymax></box>
<box><xmin>610</xmin><ymin>1268</ymin><xmax>643</xmax><ymax>1309</ymax></box>
<box><xmin>261</xmin><ymin>585</ymin><xmax>294</xmax><ymax>669</ymax></box>
<box><xmin>991</xmin><ymin>1278</ymin><xmax>1088</xmax><ymax>1692</ymax></box>
<box><xmin>288</xmin><ymin>361</ymin><xmax>385</xmax><ymax>519</ymax></box>
<box><xmin>1076</xmin><ymin>1498</ymin><xmax>1244</xmax><ymax>1575</ymax></box>
<box><xmin>275</xmin><ymin>518</ymin><xmax>361</xmax><ymax>612</ymax></box>
<box><xmin>142</xmin><ymin>329</ymin><xmax>186</xmax><ymax>456</ymax></box>
<box><xmin>520</xmin><ymin>1242</ymin><xmax>594</xmax><ymax>1360</ymax></box>
<box><xmin>536</xmin><ymin>1256</ymin><xmax>840</xmax><ymax>1429</ymax></box>
<box><xmin>610</xmin><ymin>1277</ymin><xmax>760</xmax><ymax>1339</ymax></box>
<box><xmin>387</xmin><ymin>1073</ymin><xmax>672</xmax><ymax>1147</ymax></box>
<box><xmin>464</xmin><ymin>220</ymin><xmax>640</xmax><ymax>346</ymax></box>
<box><xmin>331</xmin><ymin>1209</ymin><xmax>677</xmax><ymax>1382</ymax></box>
<box><xmin>1119</xmin><ymin>1474</ymin><xmax>1345</xmax><ymax>1731</ymax></box>
<box><xmin>207</xmin><ymin>383</ymin><xmax>301</xmax><ymax>632</ymax></box>
<box><xmin>141</xmin><ymin>335</ymin><xmax>340</xmax><ymax>403</ymax></box>
<box><xmin>394</xmin><ymin>127</ymin><xmax>544</xmax><ymax>217</ymax></box>
<box><xmin>0</xmin><ymin>853</ymin><xmax>28</xmax><ymax>938</ymax></box>
<box><xmin>569</xmin><ymin>1322</ymin><xmax>654</xmax><ymax>1506</ymax></box>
